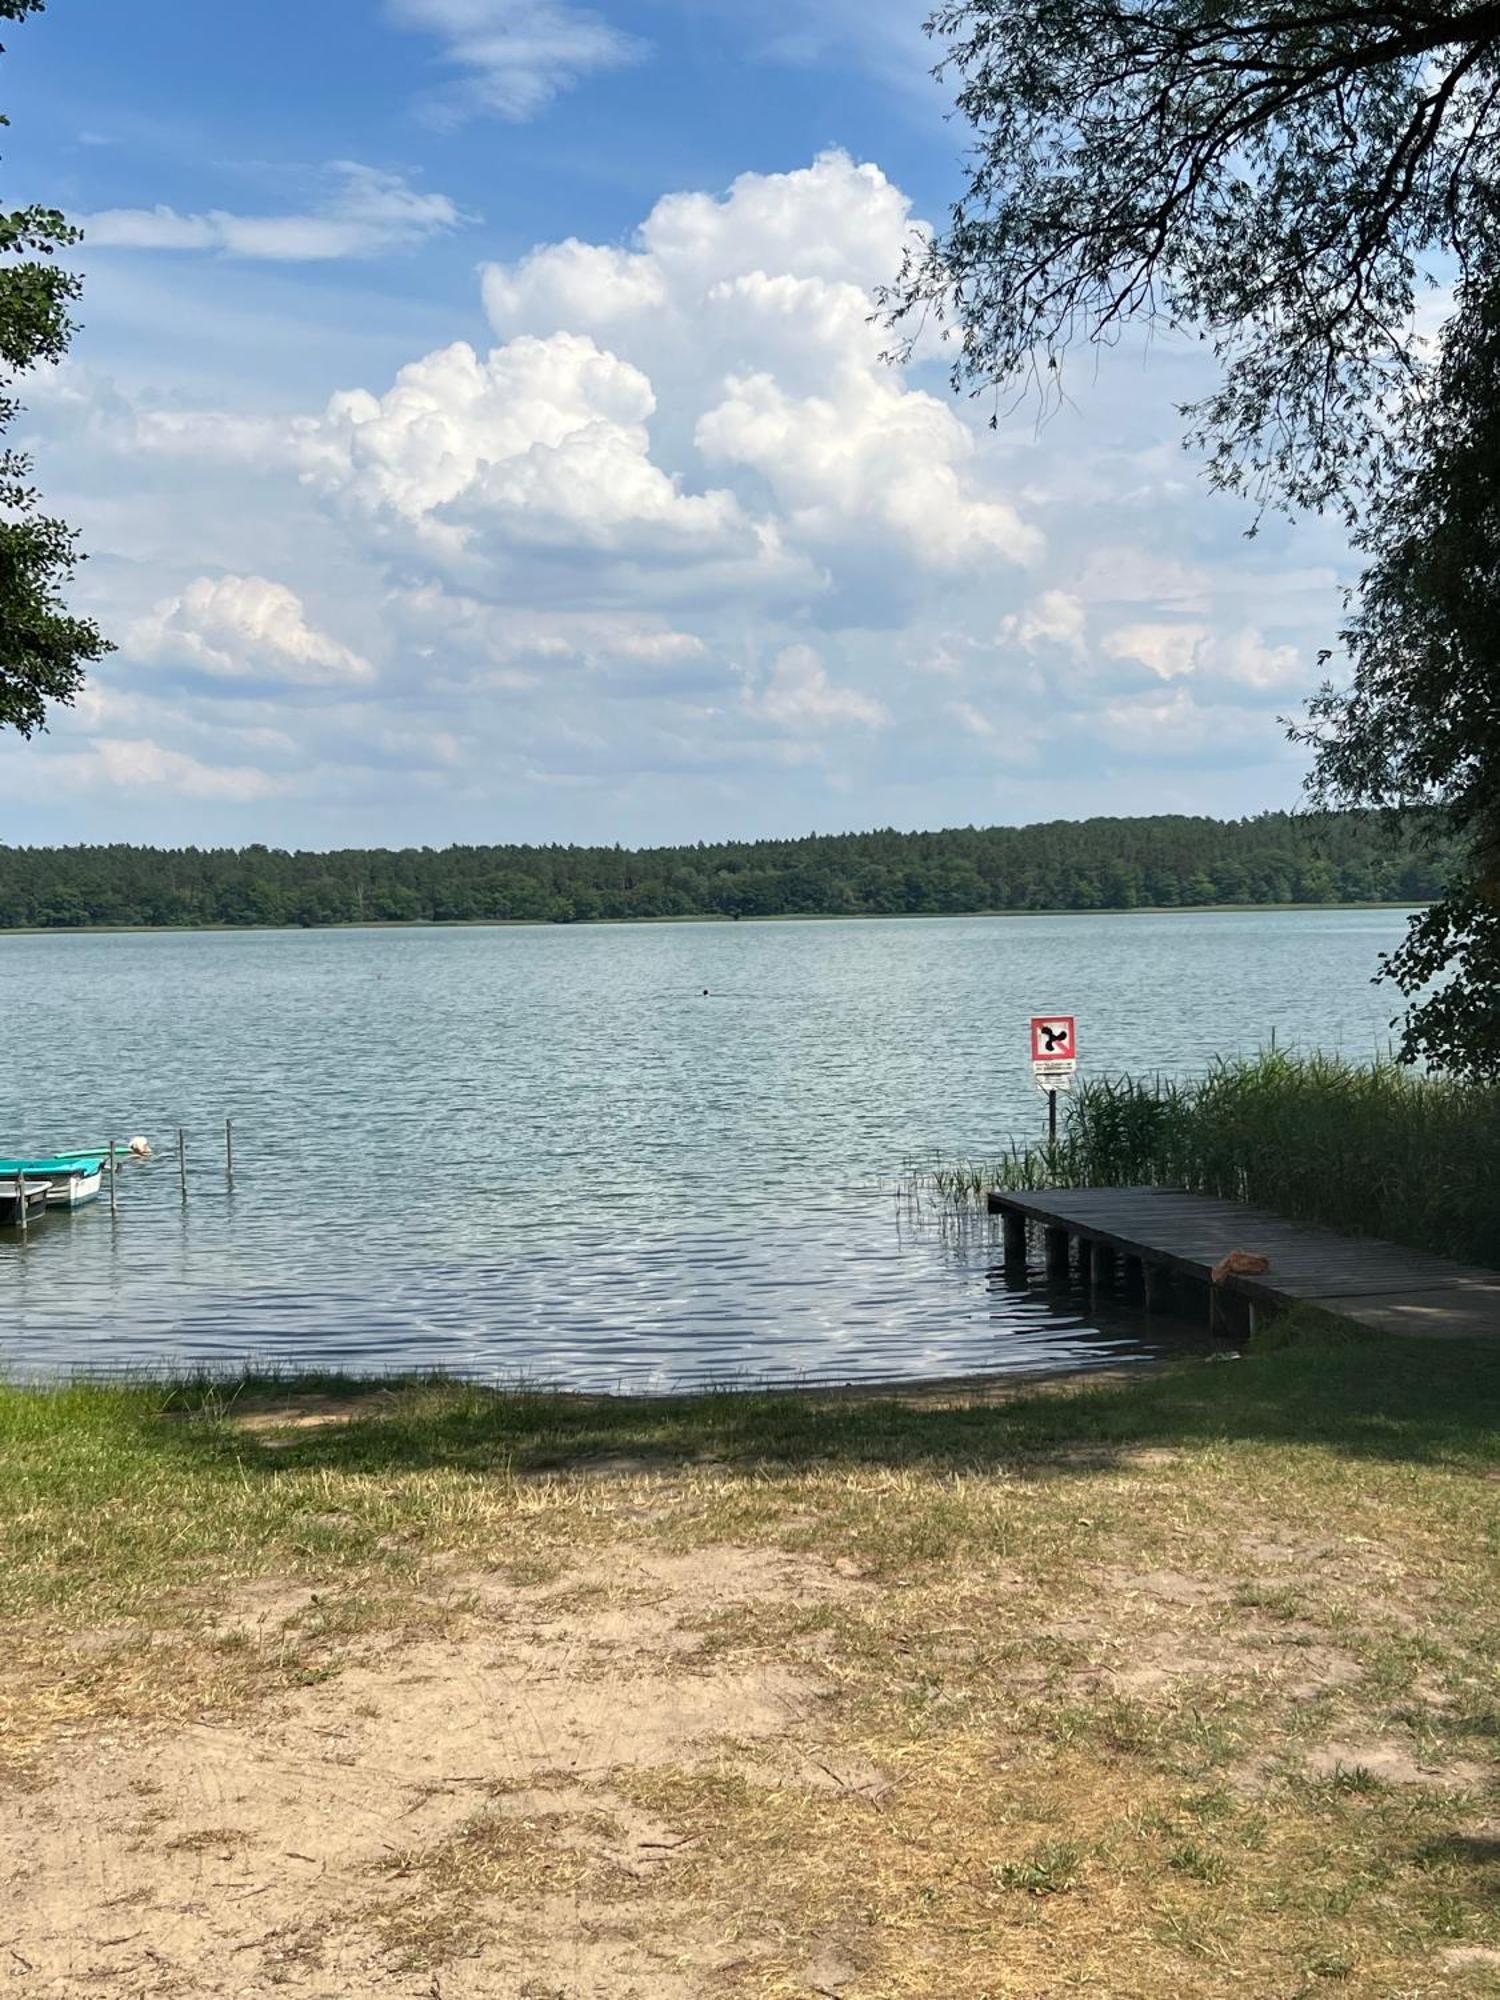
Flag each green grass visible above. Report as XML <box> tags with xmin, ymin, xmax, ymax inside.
<box><xmin>916</xmin><ymin>1051</ymin><xmax>1500</xmax><ymax>1266</ymax></box>
<box><xmin>2</xmin><ymin>1314</ymin><xmax>1496</xmax><ymax>1646</ymax></box>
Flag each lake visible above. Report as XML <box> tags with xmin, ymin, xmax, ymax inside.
<box><xmin>1</xmin><ymin>909</ymin><xmax>1409</xmax><ymax>1389</ymax></box>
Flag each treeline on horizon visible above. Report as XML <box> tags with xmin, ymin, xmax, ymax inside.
<box><xmin>0</xmin><ymin>813</ymin><xmax>1451</xmax><ymax>931</ymax></box>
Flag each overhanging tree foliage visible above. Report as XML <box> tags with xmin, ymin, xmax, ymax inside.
<box><xmin>897</xmin><ymin>3</ymin><xmax>1500</xmax><ymax>1073</ymax></box>
<box><xmin>0</xmin><ymin>0</ymin><xmax>108</xmax><ymax>737</ymax></box>
<box><xmin>1299</xmin><ymin>271</ymin><xmax>1500</xmax><ymax>1076</ymax></box>
<box><xmin>892</xmin><ymin>2</ymin><xmax>1500</xmax><ymax>515</ymax></box>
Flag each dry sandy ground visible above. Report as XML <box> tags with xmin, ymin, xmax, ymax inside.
<box><xmin>4</xmin><ymin>1549</ymin><xmax>877</xmax><ymax>1998</ymax></box>
<box><xmin>4</xmin><ymin>1382</ymin><xmax>1496</xmax><ymax>2000</ymax></box>
<box><xmin>7</xmin><ymin>1532</ymin><xmax>1494</xmax><ymax>1998</ymax></box>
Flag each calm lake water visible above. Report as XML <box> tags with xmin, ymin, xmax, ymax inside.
<box><xmin>1</xmin><ymin>910</ymin><xmax>1409</xmax><ymax>1389</ymax></box>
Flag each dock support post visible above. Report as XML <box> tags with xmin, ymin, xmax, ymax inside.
<box><xmin>225</xmin><ymin>1118</ymin><xmax>234</xmax><ymax>1186</ymax></box>
<box><xmin>1211</xmin><ymin>1289</ymin><xmax>1255</xmax><ymax>1342</ymax></box>
<box><xmin>1088</xmin><ymin>1241</ymin><xmax>1116</xmax><ymax>1291</ymax></box>
<box><xmin>109</xmin><ymin>1140</ymin><xmax>118</xmax><ymax>1217</ymax></box>
<box><xmin>1045</xmin><ymin>1226</ymin><xmax>1071</xmax><ymax>1280</ymax></box>
<box><xmin>1121</xmin><ymin>1254</ymin><xmax>1143</xmax><ymax>1297</ymax></box>
<box><xmin>1002</xmin><ymin>1211</ymin><xmax>1028</xmax><ymax>1270</ymax></box>
<box><xmin>177</xmin><ymin>1127</ymin><xmax>187</xmax><ymax>1203</ymax></box>
<box><xmin>1142</xmin><ymin>1262</ymin><xmax>1173</xmax><ymax>1314</ymax></box>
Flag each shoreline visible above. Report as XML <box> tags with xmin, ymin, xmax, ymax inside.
<box><xmin>0</xmin><ymin>899</ymin><xmax>1426</xmax><ymax>939</ymax></box>
<box><xmin>0</xmin><ymin>1356</ymin><xmax>1174</xmax><ymax>1410</ymax></box>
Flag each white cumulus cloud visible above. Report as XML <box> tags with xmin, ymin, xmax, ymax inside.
<box><xmin>698</xmin><ymin>367</ymin><xmax>1039</xmax><ymax>570</ymax></box>
<box><xmin>129</xmin><ymin>576</ymin><xmax>375</xmax><ymax>687</ymax></box>
<box><xmin>484</xmin><ymin>152</ymin><xmax>919</xmax><ymax>335</ymax></box>
<box><xmin>297</xmin><ymin>333</ymin><xmax>758</xmax><ymax>568</ymax></box>
<box><xmin>483</xmin><ymin>151</ymin><xmax>1034</xmax><ymax>573</ymax></box>
<box><xmin>29</xmin><ymin>147</ymin><xmax>1334</xmax><ymax>836</ymax></box>
<box><xmin>82</xmin><ymin>162</ymin><xmax>464</xmax><ymax>262</ymax></box>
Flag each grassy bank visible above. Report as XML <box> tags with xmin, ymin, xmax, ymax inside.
<box><xmin>3</xmin><ymin>1320</ymin><xmax>1497</xmax><ymax>1996</ymax></box>
<box><xmin>923</xmin><ymin>1052</ymin><xmax>1500</xmax><ymax>1268</ymax></box>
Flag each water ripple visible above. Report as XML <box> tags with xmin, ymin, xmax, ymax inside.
<box><xmin>0</xmin><ymin>910</ymin><xmax>1409</xmax><ymax>1388</ymax></box>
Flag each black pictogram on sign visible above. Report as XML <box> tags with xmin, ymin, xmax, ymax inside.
<box><xmin>1030</xmin><ymin>1016</ymin><xmax>1078</xmax><ymax>1066</ymax></box>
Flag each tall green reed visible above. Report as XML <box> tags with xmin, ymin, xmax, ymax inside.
<box><xmin>917</xmin><ymin>1053</ymin><xmax>1500</xmax><ymax>1268</ymax></box>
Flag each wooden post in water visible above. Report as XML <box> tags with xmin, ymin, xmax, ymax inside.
<box><xmin>15</xmin><ymin>1172</ymin><xmax>27</xmax><ymax>1236</ymax></box>
<box><xmin>225</xmin><ymin>1118</ymin><xmax>235</xmax><ymax>1185</ymax></box>
<box><xmin>1089</xmin><ymin>1241</ymin><xmax>1116</xmax><ymax>1291</ymax></box>
<box><xmin>1002</xmin><ymin>1210</ymin><xmax>1028</xmax><ymax>1270</ymax></box>
<box><xmin>1143</xmin><ymin>1261</ymin><xmax>1173</xmax><ymax>1314</ymax></box>
<box><xmin>108</xmin><ymin>1140</ymin><xmax>118</xmax><ymax>1217</ymax></box>
<box><xmin>1045</xmin><ymin>1225</ymin><xmax>1071</xmax><ymax>1280</ymax></box>
<box><xmin>177</xmin><ymin>1127</ymin><xmax>187</xmax><ymax>1202</ymax></box>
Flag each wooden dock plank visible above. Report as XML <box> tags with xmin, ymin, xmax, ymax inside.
<box><xmin>985</xmin><ymin>1186</ymin><xmax>1500</xmax><ymax>1342</ymax></box>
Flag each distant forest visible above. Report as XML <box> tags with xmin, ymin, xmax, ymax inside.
<box><xmin>0</xmin><ymin>813</ymin><xmax>1451</xmax><ymax>931</ymax></box>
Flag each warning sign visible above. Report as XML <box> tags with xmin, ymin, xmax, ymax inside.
<box><xmin>1030</xmin><ymin>1016</ymin><xmax>1077</xmax><ymax>1068</ymax></box>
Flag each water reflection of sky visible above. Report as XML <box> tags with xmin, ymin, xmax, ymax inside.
<box><xmin>0</xmin><ymin>910</ymin><xmax>1410</xmax><ymax>1388</ymax></box>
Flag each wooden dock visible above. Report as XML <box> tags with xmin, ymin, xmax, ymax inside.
<box><xmin>986</xmin><ymin>1186</ymin><xmax>1500</xmax><ymax>1343</ymax></box>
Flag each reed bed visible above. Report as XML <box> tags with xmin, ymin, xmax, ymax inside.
<box><xmin>920</xmin><ymin>1052</ymin><xmax>1500</xmax><ymax>1268</ymax></box>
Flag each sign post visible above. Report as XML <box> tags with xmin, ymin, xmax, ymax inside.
<box><xmin>1030</xmin><ymin>1016</ymin><xmax>1078</xmax><ymax>1158</ymax></box>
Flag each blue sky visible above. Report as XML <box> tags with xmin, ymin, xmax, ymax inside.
<box><xmin>2</xmin><ymin>0</ymin><xmax>1349</xmax><ymax>849</ymax></box>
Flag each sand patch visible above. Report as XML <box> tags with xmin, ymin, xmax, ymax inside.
<box><xmin>1280</xmin><ymin>1645</ymin><xmax>1364</xmax><ymax>1700</ymax></box>
<box><xmin>0</xmin><ymin>1545</ymin><xmax>860</xmax><ymax>1996</ymax></box>
<box><xmin>1101</xmin><ymin>1567</ymin><xmax>1229</xmax><ymax>1606</ymax></box>
<box><xmin>1236</xmin><ymin>1528</ymin><xmax>1342</xmax><ymax>1561</ymax></box>
<box><xmin>225</xmin><ymin>1391</ymin><xmax>403</xmax><ymax>1433</ymax></box>
<box><xmin>1302</xmin><ymin>1739</ymin><xmax>1489</xmax><ymax>1789</ymax></box>
<box><xmin>1441</xmin><ymin>1946</ymin><xmax>1500</xmax><ymax>1971</ymax></box>
<box><xmin>201</xmin><ymin>1579</ymin><xmax>326</xmax><ymax>1643</ymax></box>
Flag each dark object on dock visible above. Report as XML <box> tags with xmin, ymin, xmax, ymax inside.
<box><xmin>988</xmin><ymin>1186</ymin><xmax>1500</xmax><ymax>1343</ymax></box>
<box><xmin>1211</xmin><ymin>1249</ymin><xmax>1272</xmax><ymax>1284</ymax></box>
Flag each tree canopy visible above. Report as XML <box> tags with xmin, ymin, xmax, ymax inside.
<box><xmin>1300</xmin><ymin>269</ymin><xmax>1500</xmax><ymax>1076</ymax></box>
<box><xmin>893</xmin><ymin>2</ymin><xmax>1500</xmax><ymax>515</ymax></box>
<box><xmin>0</xmin><ymin>0</ymin><xmax>109</xmax><ymax>737</ymax></box>
<box><xmin>0</xmin><ymin>813</ymin><xmax>1450</xmax><ymax>931</ymax></box>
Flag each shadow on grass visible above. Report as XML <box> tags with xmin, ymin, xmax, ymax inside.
<box><xmin>1414</xmin><ymin>1832</ymin><xmax>1500</xmax><ymax>1887</ymax></box>
<box><xmin>128</xmin><ymin>1317</ymin><xmax>1500</xmax><ymax>1482</ymax></box>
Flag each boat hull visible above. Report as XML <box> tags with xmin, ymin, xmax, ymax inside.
<box><xmin>43</xmin><ymin>1168</ymin><xmax>102</xmax><ymax>1208</ymax></box>
<box><xmin>0</xmin><ymin>1182</ymin><xmax>51</xmax><ymax>1226</ymax></box>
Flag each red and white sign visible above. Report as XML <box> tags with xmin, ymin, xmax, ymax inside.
<box><xmin>1030</xmin><ymin>1016</ymin><xmax>1077</xmax><ymax>1067</ymax></box>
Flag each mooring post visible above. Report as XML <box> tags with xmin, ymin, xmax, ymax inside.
<box><xmin>177</xmin><ymin>1127</ymin><xmax>187</xmax><ymax>1202</ymax></box>
<box><xmin>16</xmin><ymin>1171</ymin><xmax>27</xmax><ymax>1236</ymax></box>
<box><xmin>1211</xmin><ymin>1287</ymin><xmax>1254</xmax><ymax>1343</ymax></box>
<box><xmin>1045</xmin><ymin>1225</ymin><xmax>1071</xmax><ymax>1280</ymax></box>
<box><xmin>1002</xmin><ymin>1210</ymin><xmax>1028</xmax><ymax>1270</ymax></box>
<box><xmin>1143</xmin><ymin>1262</ymin><xmax>1173</xmax><ymax>1314</ymax></box>
<box><xmin>109</xmin><ymin>1139</ymin><xmax>118</xmax><ymax>1217</ymax></box>
<box><xmin>225</xmin><ymin>1118</ymin><xmax>235</xmax><ymax>1185</ymax></box>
